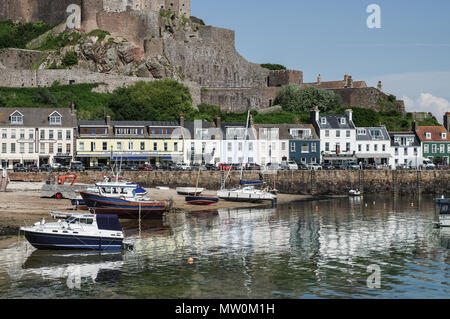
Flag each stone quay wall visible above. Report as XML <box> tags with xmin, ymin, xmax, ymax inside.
<box><xmin>8</xmin><ymin>170</ymin><xmax>450</xmax><ymax>196</ymax></box>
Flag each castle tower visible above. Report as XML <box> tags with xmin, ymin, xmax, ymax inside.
<box><xmin>81</xmin><ymin>0</ymin><xmax>103</xmax><ymax>31</ymax></box>
<box><xmin>317</xmin><ymin>74</ymin><xmax>322</xmax><ymax>85</ymax></box>
<box><xmin>377</xmin><ymin>80</ymin><xmax>383</xmax><ymax>91</ymax></box>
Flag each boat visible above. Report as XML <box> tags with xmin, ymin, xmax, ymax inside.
<box><xmin>217</xmin><ymin>181</ymin><xmax>277</xmax><ymax>204</ymax></box>
<box><xmin>349</xmin><ymin>189</ymin><xmax>361</xmax><ymax>196</ymax></box>
<box><xmin>80</xmin><ymin>192</ymin><xmax>172</xmax><ymax>220</ymax></box>
<box><xmin>439</xmin><ymin>202</ymin><xmax>450</xmax><ymax>227</ymax></box>
<box><xmin>435</xmin><ymin>197</ymin><xmax>450</xmax><ymax>205</ymax></box>
<box><xmin>20</xmin><ymin>214</ymin><xmax>124</xmax><ymax>250</ymax></box>
<box><xmin>185</xmin><ymin>196</ymin><xmax>219</xmax><ymax>205</ymax></box>
<box><xmin>177</xmin><ymin>187</ymin><xmax>205</xmax><ymax>195</ymax></box>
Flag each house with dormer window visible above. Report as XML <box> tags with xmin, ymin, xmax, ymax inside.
<box><xmin>355</xmin><ymin>126</ymin><xmax>391</xmax><ymax>167</ymax></box>
<box><xmin>415</xmin><ymin>124</ymin><xmax>450</xmax><ymax>165</ymax></box>
<box><xmin>310</xmin><ymin>106</ymin><xmax>357</xmax><ymax>165</ymax></box>
<box><xmin>0</xmin><ymin>107</ymin><xmax>77</xmax><ymax>168</ymax></box>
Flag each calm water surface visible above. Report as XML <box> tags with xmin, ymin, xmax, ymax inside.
<box><xmin>0</xmin><ymin>195</ymin><xmax>448</xmax><ymax>299</ymax></box>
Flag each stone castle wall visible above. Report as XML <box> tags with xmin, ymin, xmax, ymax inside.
<box><xmin>8</xmin><ymin>170</ymin><xmax>450</xmax><ymax>195</ymax></box>
<box><xmin>0</xmin><ymin>48</ymin><xmax>49</xmax><ymax>70</ymax></box>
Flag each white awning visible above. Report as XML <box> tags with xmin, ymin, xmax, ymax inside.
<box><xmin>356</xmin><ymin>153</ymin><xmax>392</xmax><ymax>159</ymax></box>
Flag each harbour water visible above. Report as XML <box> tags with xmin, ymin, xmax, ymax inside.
<box><xmin>0</xmin><ymin>194</ymin><xmax>448</xmax><ymax>299</ymax></box>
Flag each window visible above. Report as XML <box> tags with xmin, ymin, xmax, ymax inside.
<box><xmin>374</xmin><ymin>144</ymin><xmax>378</xmax><ymax>152</ymax></box>
<box><xmin>311</xmin><ymin>143</ymin><xmax>317</xmax><ymax>153</ymax></box>
<box><xmin>357</xmin><ymin>129</ymin><xmax>366</xmax><ymax>135</ymax></box>
<box><xmin>79</xmin><ymin>142</ymin><xmax>84</xmax><ymax>152</ymax></box>
<box><xmin>57</xmin><ymin>143</ymin><xmax>63</xmax><ymax>154</ymax></box>
<box><xmin>358</xmin><ymin>144</ymin><xmax>362</xmax><ymax>152</ymax></box>
<box><xmin>442</xmin><ymin>133</ymin><xmax>447</xmax><ymax>139</ymax></box>
<box><xmin>102</xmin><ymin>142</ymin><xmax>108</xmax><ymax>151</ymax></box>
<box><xmin>448</xmin><ymin>144</ymin><xmax>450</xmax><ymax>154</ymax></box>
<box><xmin>301</xmin><ymin>143</ymin><xmax>309</xmax><ymax>153</ymax></box>
<box><xmin>57</xmin><ymin>130</ymin><xmax>62</xmax><ymax>140</ymax></box>
<box><xmin>66</xmin><ymin>144</ymin><xmax>71</xmax><ymax>154</ymax></box>
<box><xmin>336</xmin><ymin>130</ymin><xmax>340</xmax><ymax>138</ymax></box>
<box><xmin>426</xmin><ymin>132</ymin><xmax>431</xmax><ymax>139</ymax></box>
<box><xmin>10</xmin><ymin>114</ymin><xmax>23</xmax><ymax>124</ymax></box>
<box><xmin>174</xmin><ymin>142</ymin><xmax>178</xmax><ymax>152</ymax></box>
<box><xmin>382</xmin><ymin>144</ymin><xmax>386</xmax><ymax>152</ymax></box>
<box><xmin>424</xmin><ymin>144</ymin><xmax>429</xmax><ymax>153</ymax></box>
<box><xmin>248</xmin><ymin>142</ymin><xmax>253</xmax><ymax>151</ymax></box>
<box><xmin>1</xmin><ymin>129</ymin><xmax>6</xmax><ymax>138</ymax></box>
<box><xmin>128</xmin><ymin>142</ymin><xmax>133</xmax><ymax>150</ymax></box>
<box><xmin>325</xmin><ymin>142</ymin><xmax>330</xmax><ymax>152</ymax></box>
<box><xmin>238</xmin><ymin>142</ymin><xmax>242</xmax><ymax>151</ymax></box>
<box><xmin>29</xmin><ymin>143</ymin><xmax>33</xmax><ymax>153</ymax></box>
<box><xmin>117</xmin><ymin>142</ymin><xmax>122</xmax><ymax>151</ymax></box>
<box><xmin>40</xmin><ymin>130</ymin><xmax>45</xmax><ymax>139</ymax></box>
<box><xmin>291</xmin><ymin>143</ymin><xmax>296</xmax><ymax>152</ymax></box>
<box><xmin>336</xmin><ymin>143</ymin><xmax>341</xmax><ymax>153</ymax></box>
<box><xmin>19</xmin><ymin>143</ymin><xmax>24</xmax><ymax>153</ymax></box>
<box><xmin>11</xmin><ymin>129</ymin><xmax>16</xmax><ymax>139</ymax></box>
<box><xmin>11</xmin><ymin>143</ymin><xmax>15</xmax><ymax>153</ymax></box>
<box><xmin>29</xmin><ymin>130</ymin><xmax>34</xmax><ymax>139</ymax></box>
<box><xmin>49</xmin><ymin>143</ymin><xmax>53</xmax><ymax>154</ymax></box>
<box><xmin>66</xmin><ymin>130</ymin><xmax>71</xmax><ymax>140</ymax></box>
<box><xmin>440</xmin><ymin>144</ymin><xmax>445</xmax><ymax>153</ymax></box>
<box><xmin>164</xmin><ymin>142</ymin><xmax>168</xmax><ymax>151</ymax></box>
<box><xmin>281</xmin><ymin>142</ymin><xmax>286</xmax><ymax>151</ymax></box>
<box><xmin>366</xmin><ymin>144</ymin><xmax>370</xmax><ymax>152</ymax></box>
<box><xmin>40</xmin><ymin>143</ymin><xmax>45</xmax><ymax>153</ymax></box>
<box><xmin>90</xmin><ymin>142</ymin><xmax>96</xmax><ymax>152</ymax></box>
<box><xmin>395</xmin><ymin>147</ymin><xmax>399</xmax><ymax>155</ymax></box>
<box><xmin>321</xmin><ymin>118</ymin><xmax>326</xmax><ymax>125</ymax></box>
<box><xmin>432</xmin><ymin>144</ymin><xmax>437</xmax><ymax>153</ymax></box>
<box><xmin>154</xmin><ymin>142</ymin><xmax>158</xmax><ymax>151</ymax></box>
<box><xmin>414</xmin><ymin>148</ymin><xmax>418</xmax><ymax>156</ymax></box>
<box><xmin>346</xmin><ymin>143</ymin><xmax>350</xmax><ymax>152</ymax></box>
<box><xmin>20</xmin><ymin>129</ymin><xmax>25</xmax><ymax>139</ymax></box>
<box><xmin>49</xmin><ymin>115</ymin><xmax>62</xmax><ymax>125</ymax></box>
<box><xmin>49</xmin><ymin>130</ymin><xmax>54</xmax><ymax>140</ymax></box>
<box><xmin>404</xmin><ymin>148</ymin><xmax>408</xmax><ymax>155</ymax></box>
<box><xmin>346</xmin><ymin>130</ymin><xmax>350</xmax><ymax>138</ymax></box>
<box><xmin>227</xmin><ymin>142</ymin><xmax>232</xmax><ymax>152</ymax></box>
<box><xmin>2</xmin><ymin>143</ymin><xmax>6</xmax><ymax>153</ymax></box>
<box><xmin>140</xmin><ymin>142</ymin><xmax>145</xmax><ymax>151</ymax></box>
<box><xmin>341</xmin><ymin>118</ymin><xmax>346</xmax><ymax>125</ymax></box>
<box><xmin>325</xmin><ymin>130</ymin><xmax>330</xmax><ymax>137</ymax></box>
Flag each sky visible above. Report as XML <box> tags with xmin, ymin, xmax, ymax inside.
<box><xmin>191</xmin><ymin>0</ymin><xmax>450</xmax><ymax>123</ymax></box>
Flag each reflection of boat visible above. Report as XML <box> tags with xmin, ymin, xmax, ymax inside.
<box><xmin>349</xmin><ymin>189</ymin><xmax>361</xmax><ymax>196</ymax></box>
<box><xmin>186</xmin><ymin>196</ymin><xmax>219</xmax><ymax>205</ymax></box>
<box><xmin>20</xmin><ymin>214</ymin><xmax>124</xmax><ymax>250</ymax></box>
<box><xmin>80</xmin><ymin>192</ymin><xmax>172</xmax><ymax>220</ymax></box>
<box><xmin>217</xmin><ymin>181</ymin><xmax>277</xmax><ymax>204</ymax></box>
<box><xmin>435</xmin><ymin>197</ymin><xmax>450</xmax><ymax>205</ymax></box>
<box><xmin>176</xmin><ymin>187</ymin><xmax>204</xmax><ymax>195</ymax></box>
<box><xmin>439</xmin><ymin>203</ymin><xmax>450</xmax><ymax>227</ymax></box>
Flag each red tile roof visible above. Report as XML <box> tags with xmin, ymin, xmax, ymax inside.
<box><xmin>416</xmin><ymin>126</ymin><xmax>450</xmax><ymax>142</ymax></box>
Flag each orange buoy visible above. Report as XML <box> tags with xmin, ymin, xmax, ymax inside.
<box><xmin>188</xmin><ymin>258</ymin><xmax>194</xmax><ymax>264</ymax></box>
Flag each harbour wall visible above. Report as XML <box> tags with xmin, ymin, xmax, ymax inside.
<box><xmin>7</xmin><ymin>170</ymin><xmax>450</xmax><ymax>196</ymax></box>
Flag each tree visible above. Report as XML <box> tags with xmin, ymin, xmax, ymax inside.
<box><xmin>108</xmin><ymin>80</ymin><xmax>195</xmax><ymax>121</ymax></box>
<box><xmin>274</xmin><ymin>84</ymin><xmax>342</xmax><ymax>113</ymax></box>
<box><xmin>61</xmin><ymin>51</ymin><xmax>78</xmax><ymax>67</ymax></box>
<box><xmin>260</xmin><ymin>63</ymin><xmax>287</xmax><ymax>71</ymax></box>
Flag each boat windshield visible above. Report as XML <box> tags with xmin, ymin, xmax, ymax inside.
<box><xmin>66</xmin><ymin>216</ymin><xmax>94</xmax><ymax>224</ymax></box>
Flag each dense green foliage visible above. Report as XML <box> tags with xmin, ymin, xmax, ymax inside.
<box><xmin>61</xmin><ymin>51</ymin><xmax>79</xmax><ymax>67</ymax></box>
<box><xmin>0</xmin><ymin>20</ymin><xmax>53</xmax><ymax>49</ymax></box>
<box><xmin>260</xmin><ymin>63</ymin><xmax>287</xmax><ymax>71</ymax></box>
<box><xmin>87</xmin><ymin>29</ymin><xmax>111</xmax><ymax>43</ymax></box>
<box><xmin>0</xmin><ymin>84</ymin><xmax>112</xmax><ymax>120</ymax></box>
<box><xmin>33</xmin><ymin>30</ymin><xmax>83</xmax><ymax>51</ymax></box>
<box><xmin>274</xmin><ymin>84</ymin><xmax>342</xmax><ymax>113</ymax></box>
<box><xmin>108</xmin><ymin>80</ymin><xmax>195</xmax><ymax>121</ymax></box>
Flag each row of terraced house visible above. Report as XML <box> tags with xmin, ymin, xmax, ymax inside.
<box><xmin>0</xmin><ymin>106</ymin><xmax>449</xmax><ymax>169</ymax></box>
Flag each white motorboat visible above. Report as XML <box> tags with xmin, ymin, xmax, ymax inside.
<box><xmin>176</xmin><ymin>187</ymin><xmax>204</xmax><ymax>195</ymax></box>
<box><xmin>217</xmin><ymin>182</ymin><xmax>277</xmax><ymax>204</ymax></box>
<box><xmin>20</xmin><ymin>213</ymin><xmax>124</xmax><ymax>250</ymax></box>
<box><xmin>349</xmin><ymin>189</ymin><xmax>361</xmax><ymax>196</ymax></box>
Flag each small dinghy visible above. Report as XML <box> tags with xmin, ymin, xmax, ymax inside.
<box><xmin>20</xmin><ymin>214</ymin><xmax>124</xmax><ymax>250</ymax></box>
<box><xmin>185</xmin><ymin>196</ymin><xmax>219</xmax><ymax>206</ymax></box>
<box><xmin>349</xmin><ymin>189</ymin><xmax>361</xmax><ymax>196</ymax></box>
<box><xmin>176</xmin><ymin>187</ymin><xmax>205</xmax><ymax>195</ymax></box>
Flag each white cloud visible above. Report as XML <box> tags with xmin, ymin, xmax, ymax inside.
<box><xmin>403</xmin><ymin>93</ymin><xmax>450</xmax><ymax>124</ymax></box>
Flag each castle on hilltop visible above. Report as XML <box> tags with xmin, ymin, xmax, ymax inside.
<box><xmin>0</xmin><ymin>0</ymin><xmax>405</xmax><ymax>113</ymax></box>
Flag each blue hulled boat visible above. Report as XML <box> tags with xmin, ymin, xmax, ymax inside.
<box><xmin>20</xmin><ymin>214</ymin><xmax>124</xmax><ymax>250</ymax></box>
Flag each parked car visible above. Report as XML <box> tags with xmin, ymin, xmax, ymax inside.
<box><xmin>231</xmin><ymin>163</ymin><xmax>243</xmax><ymax>171</ymax></box>
<box><xmin>191</xmin><ymin>164</ymin><xmax>207</xmax><ymax>171</ymax></box>
<box><xmin>13</xmin><ymin>163</ymin><xmax>27</xmax><ymax>172</ymax></box>
<box><xmin>297</xmin><ymin>163</ymin><xmax>309</xmax><ymax>170</ymax></box>
<box><xmin>39</xmin><ymin>164</ymin><xmax>53</xmax><ymax>172</ymax></box>
<box><xmin>280</xmin><ymin>161</ymin><xmax>298</xmax><ymax>170</ymax></box>
<box><xmin>205</xmin><ymin>164</ymin><xmax>219</xmax><ymax>171</ymax></box>
<box><xmin>139</xmin><ymin>164</ymin><xmax>154</xmax><ymax>171</ymax></box>
<box><xmin>218</xmin><ymin>163</ymin><xmax>232</xmax><ymax>171</ymax></box>
<box><xmin>421</xmin><ymin>159</ymin><xmax>436</xmax><ymax>170</ymax></box>
<box><xmin>307</xmin><ymin>163</ymin><xmax>323</xmax><ymax>170</ymax></box>
<box><xmin>27</xmin><ymin>164</ymin><xmax>39</xmax><ymax>172</ymax></box>
<box><xmin>70</xmin><ymin>161</ymin><xmax>86</xmax><ymax>172</ymax></box>
<box><xmin>322</xmin><ymin>163</ymin><xmax>336</xmax><ymax>170</ymax></box>
<box><xmin>245</xmin><ymin>163</ymin><xmax>261</xmax><ymax>171</ymax></box>
<box><xmin>126</xmin><ymin>165</ymin><xmax>139</xmax><ymax>171</ymax></box>
<box><xmin>265</xmin><ymin>163</ymin><xmax>282</xmax><ymax>171</ymax></box>
<box><xmin>341</xmin><ymin>161</ymin><xmax>360</xmax><ymax>170</ymax></box>
<box><xmin>176</xmin><ymin>163</ymin><xmax>191</xmax><ymax>171</ymax></box>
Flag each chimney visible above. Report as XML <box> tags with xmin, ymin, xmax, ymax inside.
<box><xmin>412</xmin><ymin>120</ymin><xmax>417</xmax><ymax>132</ymax></box>
<box><xmin>377</xmin><ymin>80</ymin><xmax>383</xmax><ymax>91</ymax></box>
<box><xmin>317</xmin><ymin>74</ymin><xmax>322</xmax><ymax>85</ymax></box>
<box><xmin>70</xmin><ymin>101</ymin><xmax>75</xmax><ymax>114</ymax></box>
<box><xmin>310</xmin><ymin>106</ymin><xmax>320</xmax><ymax>123</ymax></box>
<box><xmin>444</xmin><ymin>112</ymin><xmax>450</xmax><ymax>132</ymax></box>
<box><xmin>345</xmin><ymin>109</ymin><xmax>353</xmax><ymax>122</ymax></box>
<box><xmin>214</xmin><ymin>115</ymin><xmax>221</xmax><ymax>129</ymax></box>
<box><xmin>344</xmin><ymin>74</ymin><xmax>349</xmax><ymax>87</ymax></box>
<box><xmin>179</xmin><ymin>113</ymin><xmax>185</xmax><ymax>127</ymax></box>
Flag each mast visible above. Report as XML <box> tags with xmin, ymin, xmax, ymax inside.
<box><xmin>239</xmin><ymin>110</ymin><xmax>251</xmax><ymax>181</ymax></box>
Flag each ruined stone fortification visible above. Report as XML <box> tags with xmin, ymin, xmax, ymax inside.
<box><xmin>0</xmin><ymin>0</ymin><xmax>404</xmax><ymax>113</ymax></box>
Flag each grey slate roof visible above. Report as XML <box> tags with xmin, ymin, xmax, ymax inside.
<box><xmin>253</xmin><ymin>123</ymin><xmax>319</xmax><ymax>140</ymax></box>
<box><xmin>318</xmin><ymin>115</ymin><xmax>356</xmax><ymax>129</ymax></box>
<box><xmin>78</xmin><ymin>120</ymin><xmax>180</xmax><ymax>127</ymax></box>
<box><xmin>356</xmin><ymin>127</ymin><xmax>390</xmax><ymax>141</ymax></box>
<box><xmin>0</xmin><ymin>107</ymin><xmax>77</xmax><ymax>128</ymax></box>
<box><xmin>389</xmin><ymin>132</ymin><xmax>421</xmax><ymax>147</ymax></box>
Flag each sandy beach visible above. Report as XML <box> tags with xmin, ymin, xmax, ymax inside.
<box><xmin>0</xmin><ymin>181</ymin><xmax>330</xmax><ymax>235</ymax></box>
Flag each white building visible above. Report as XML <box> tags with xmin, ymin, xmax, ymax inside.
<box><xmin>355</xmin><ymin>126</ymin><xmax>392</xmax><ymax>167</ymax></box>
<box><xmin>310</xmin><ymin>107</ymin><xmax>357</xmax><ymax>164</ymax></box>
<box><xmin>182</xmin><ymin>120</ymin><xmax>223</xmax><ymax>164</ymax></box>
<box><xmin>220</xmin><ymin>123</ymin><xmax>257</xmax><ymax>164</ymax></box>
<box><xmin>389</xmin><ymin>131</ymin><xmax>422</xmax><ymax>169</ymax></box>
<box><xmin>0</xmin><ymin>107</ymin><xmax>77</xmax><ymax>169</ymax></box>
